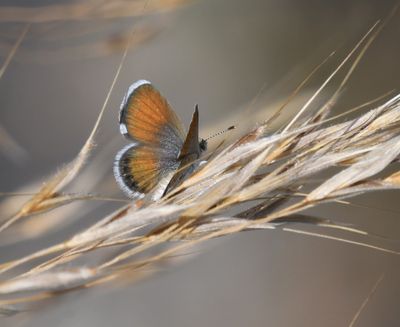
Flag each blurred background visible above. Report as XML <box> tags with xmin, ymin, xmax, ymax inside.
<box><xmin>1</xmin><ymin>0</ymin><xmax>400</xmax><ymax>326</ymax></box>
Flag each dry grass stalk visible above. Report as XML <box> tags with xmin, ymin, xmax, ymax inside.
<box><xmin>1</xmin><ymin>19</ymin><xmax>400</xmax><ymax>317</ymax></box>
<box><xmin>0</xmin><ymin>0</ymin><xmax>191</xmax><ymax>23</ymax></box>
<box><xmin>348</xmin><ymin>274</ymin><xmax>385</xmax><ymax>327</ymax></box>
<box><xmin>0</xmin><ymin>0</ymin><xmax>190</xmax><ymax>64</ymax></box>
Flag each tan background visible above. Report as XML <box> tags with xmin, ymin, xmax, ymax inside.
<box><xmin>1</xmin><ymin>0</ymin><xmax>400</xmax><ymax>326</ymax></box>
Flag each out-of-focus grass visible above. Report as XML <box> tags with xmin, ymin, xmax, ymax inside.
<box><xmin>0</xmin><ymin>2</ymin><xmax>399</xmax><ymax>326</ymax></box>
<box><xmin>0</xmin><ymin>12</ymin><xmax>400</xmax><ymax>317</ymax></box>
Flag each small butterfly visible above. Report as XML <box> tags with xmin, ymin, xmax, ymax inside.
<box><xmin>113</xmin><ymin>80</ymin><xmax>207</xmax><ymax>199</ymax></box>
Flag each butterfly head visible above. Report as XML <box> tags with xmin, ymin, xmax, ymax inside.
<box><xmin>199</xmin><ymin>138</ymin><xmax>208</xmax><ymax>152</ymax></box>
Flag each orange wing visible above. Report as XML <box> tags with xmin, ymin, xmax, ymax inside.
<box><xmin>115</xmin><ymin>80</ymin><xmax>186</xmax><ymax>198</ymax></box>
<box><xmin>119</xmin><ymin>80</ymin><xmax>186</xmax><ymax>153</ymax></box>
<box><xmin>115</xmin><ymin>81</ymin><xmax>206</xmax><ymax>198</ymax></box>
<box><xmin>114</xmin><ymin>143</ymin><xmax>181</xmax><ymax>198</ymax></box>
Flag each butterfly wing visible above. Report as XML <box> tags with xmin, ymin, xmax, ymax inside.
<box><xmin>163</xmin><ymin>107</ymin><xmax>203</xmax><ymax>196</ymax></box>
<box><xmin>119</xmin><ymin>80</ymin><xmax>186</xmax><ymax>152</ymax></box>
<box><xmin>178</xmin><ymin>105</ymin><xmax>201</xmax><ymax>159</ymax></box>
<box><xmin>115</xmin><ymin>80</ymin><xmax>185</xmax><ymax>198</ymax></box>
<box><xmin>114</xmin><ymin>143</ymin><xmax>180</xmax><ymax>198</ymax></box>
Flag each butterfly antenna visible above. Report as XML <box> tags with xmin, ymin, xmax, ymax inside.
<box><xmin>205</xmin><ymin>125</ymin><xmax>235</xmax><ymax>141</ymax></box>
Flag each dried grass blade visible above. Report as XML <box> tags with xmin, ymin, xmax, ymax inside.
<box><xmin>348</xmin><ymin>273</ymin><xmax>385</xmax><ymax>327</ymax></box>
<box><xmin>0</xmin><ymin>23</ymin><xmax>29</xmax><ymax>80</ymax></box>
<box><xmin>0</xmin><ymin>268</ymin><xmax>99</xmax><ymax>295</ymax></box>
<box><xmin>308</xmin><ymin>134</ymin><xmax>400</xmax><ymax>201</ymax></box>
<box><xmin>281</xmin><ymin>228</ymin><xmax>399</xmax><ymax>255</ymax></box>
<box><xmin>283</xmin><ymin>21</ymin><xmax>380</xmax><ymax>132</ymax></box>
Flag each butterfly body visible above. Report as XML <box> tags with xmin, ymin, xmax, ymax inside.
<box><xmin>114</xmin><ymin>80</ymin><xmax>207</xmax><ymax>199</ymax></box>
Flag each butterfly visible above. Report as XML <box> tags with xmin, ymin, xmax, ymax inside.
<box><xmin>113</xmin><ymin>80</ymin><xmax>207</xmax><ymax>199</ymax></box>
